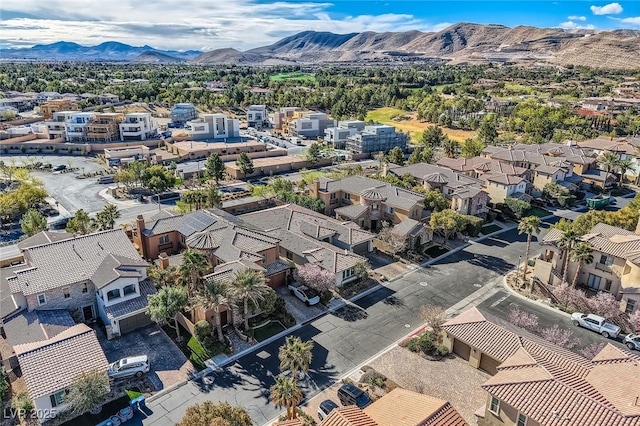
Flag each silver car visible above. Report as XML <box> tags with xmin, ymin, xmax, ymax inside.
<box><xmin>108</xmin><ymin>355</ymin><xmax>150</xmax><ymax>379</ymax></box>
<box><xmin>624</xmin><ymin>333</ymin><xmax>640</xmax><ymax>351</ymax></box>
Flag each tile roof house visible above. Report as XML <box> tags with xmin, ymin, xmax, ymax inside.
<box><xmin>534</xmin><ymin>220</ymin><xmax>640</xmax><ymax>314</ymax></box>
<box><xmin>577</xmin><ymin>136</ymin><xmax>640</xmax><ymax>185</ymax></box>
<box><xmin>240</xmin><ymin>204</ymin><xmax>371</xmax><ymax>287</ymax></box>
<box><xmin>310</xmin><ymin>175</ymin><xmax>425</xmax><ymax>232</ymax></box>
<box><xmin>387</xmin><ymin>162</ymin><xmax>489</xmax><ymax>216</ymax></box>
<box><xmin>15</xmin><ymin>323</ymin><xmax>108</xmax><ymax>423</ymax></box>
<box><xmin>5</xmin><ymin>229</ymin><xmax>155</xmax><ymax>338</ymax></box>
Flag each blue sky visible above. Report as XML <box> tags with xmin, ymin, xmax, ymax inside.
<box><xmin>1</xmin><ymin>1</ymin><xmax>639</xmax><ymax>51</ymax></box>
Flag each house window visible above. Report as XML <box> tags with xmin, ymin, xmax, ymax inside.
<box><xmin>342</xmin><ymin>268</ymin><xmax>355</xmax><ymax>280</ymax></box>
<box><xmin>106</xmin><ymin>289</ymin><xmax>121</xmax><ymax>301</ymax></box>
<box><xmin>159</xmin><ymin>235</ymin><xmax>170</xmax><ymax>245</ymax></box>
<box><xmin>123</xmin><ymin>284</ymin><xmax>136</xmax><ymax>296</ymax></box>
<box><xmin>330</xmin><ymin>193</ymin><xmax>336</xmax><ymax>200</ymax></box>
<box><xmin>599</xmin><ymin>255</ymin><xmax>613</xmax><ymax>266</ymax></box>
<box><xmin>626</xmin><ymin>300</ymin><xmax>636</xmax><ymax>314</ymax></box>
<box><xmin>343</xmin><ymin>193</ymin><xmax>350</xmax><ymax>200</ymax></box>
<box><xmin>586</xmin><ymin>274</ymin><xmax>602</xmax><ymax>290</ymax></box>
<box><xmin>63</xmin><ymin>287</ymin><xmax>70</xmax><ymax>298</ymax></box>
<box><xmin>50</xmin><ymin>390</ymin><xmax>66</xmax><ymax>407</ymax></box>
<box><xmin>489</xmin><ymin>396</ymin><xmax>500</xmax><ymax>415</ymax></box>
<box><xmin>81</xmin><ymin>283</ymin><xmax>88</xmax><ymax>293</ymax></box>
<box><xmin>517</xmin><ymin>413</ymin><xmax>528</xmax><ymax>426</ymax></box>
<box><xmin>372</xmin><ymin>203</ymin><xmax>379</xmax><ymax>210</ymax></box>
<box><xmin>603</xmin><ymin>279</ymin><xmax>612</xmax><ymax>292</ymax></box>
<box><xmin>386</xmin><ymin>206</ymin><xmax>393</xmax><ymax>214</ymax></box>
<box><xmin>37</xmin><ymin>293</ymin><xmax>47</xmax><ymax>306</ymax></box>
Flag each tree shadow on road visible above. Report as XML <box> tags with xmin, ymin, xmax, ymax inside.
<box><xmin>331</xmin><ymin>304</ymin><xmax>369</xmax><ymax>322</ymax></box>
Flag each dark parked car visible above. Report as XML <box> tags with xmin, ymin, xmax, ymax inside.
<box><xmin>337</xmin><ymin>383</ymin><xmax>371</xmax><ymax>408</ymax></box>
<box><xmin>318</xmin><ymin>399</ymin><xmax>338</xmax><ymax>421</ymax></box>
<box><xmin>52</xmin><ymin>164</ymin><xmax>66</xmax><ymax>171</ymax></box>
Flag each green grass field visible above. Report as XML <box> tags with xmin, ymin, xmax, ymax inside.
<box><xmin>270</xmin><ymin>72</ymin><xmax>316</xmax><ymax>82</ymax></box>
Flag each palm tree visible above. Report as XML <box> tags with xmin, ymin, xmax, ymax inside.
<box><xmin>597</xmin><ymin>152</ymin><xmax>620</xmax><ymax>188</ymax></box>
<box><xmin>278</xmin><ymin>336</ymin><xmax>314</xmax><ymax>380</ymax></box>
<box><xmin>194</xmin><ymin>279</ymin><xmax>230</xmax><ymax>342</ymax></box>
<box><xmin>101</xmin><ymin>204</ymin><xmax>120</xmax><ymax>229</ymax></box>
<box><xmin>146</xmin><ymin>285</ymin><xmax>188</xmax><ymax>341</ymax></box>
<box><xmin>178</xmin><ymin>249</ymin><xmax>210</xmax><ymax>297</ymax></box>
<box><xmin>227</xmin><ymin>269</ymin><xmax>271</xmax><ymax>331</ymax></box>
<box><xmin>570</xmin><ymin>242</ymin><xmax>594</xmax><ymax>288</ymax></box>
<box><xmin>517</xmin><ymin>215</ymin><xmax>541</xmax><ymax>287</ymax></box>
<box><xmin>558</xmin><ymin>229</ymin><xmax>579</xmax><ymax>284</ymax></box>
<box><xmin>270</xmin><ymin>376</ymin><xmax>302</xmax><ymax>420</ymax></box>
<box><xmin>616</xmin><ymin>158</ymin><xmax>634</xmax><ymax>187</ymax></box>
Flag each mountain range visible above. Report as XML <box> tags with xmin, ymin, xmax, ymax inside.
<box><xmin>2</xmin><ymin>23</ymin><xmax>640</xmax><ymax>69</ymax></box>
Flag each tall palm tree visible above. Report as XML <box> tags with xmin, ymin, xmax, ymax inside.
<box><xmin>616</xmin><ymin>158</ymin><xmax>634</xmax><ymax>187</ymax></box>
<box><xmin>278</xmin><ymin>336</ymin><xmax>314</xmax><ymax>380</ymax></box>
<box><xmin>558</xmin><ymin>229</ymin><xmax>579</xmax><ymax>284</ymax></box>
<box><xmin>597</xmin><ymin>152</ymin><xmax>620</xmax><ymax>188</ymax></box>
<box><xmin>570</xmin><ymin>243</ymin><xmax>594</xmax><ymax>288</ymax></box>
<box><xmin>101</xmin><ymin>204</ymin><xmax>120</xmax><ymax>229</ymax></box>
<box><xmin>178</xmin><ymin>249</ymin><xmax>210</xmax><ymax>297</ymax></box>
<box><xmin>227</xmin><ymin>269</ymin><xmax>271</xmax><ymax>331</ymax></box>
<box><xmin>270</xmin><ymin>376</ymin><xmax>302</xmax><ymax>420</ymax></box>
<box><xmin>517</xmin><ymin>215</ymin><xmax>541</xmax><ymax>287</ymax></box>
<box><xmin>194</xmin><ymin>279</ymin><xmax>230</xmax><ymax>342</ymax></box>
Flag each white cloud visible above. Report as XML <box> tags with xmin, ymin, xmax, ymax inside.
<box><xmin>590</xmin><ymin>3</ymin><xmax>623</xmax><ymax>15</ymax></box>
<box><xmin>620</xmin><ymin>16</ymin><xmax>640</xmax><ymax>25</ymax></box>
<box><xmin>559</xmin><ymin>20</ymin><xmax>596</xmax><ymax>29</ymax></box>
<box><xmin>0</xmin><ymin>0</ymin><xmax>452</xmax><ymax>51</ymax></box>
<box><xmin>568</xmin><ymin>15</ymin><xmax>587</xmax><ymax>21</ymax></box>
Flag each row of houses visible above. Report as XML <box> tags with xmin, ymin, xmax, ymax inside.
<box><xmin>0</xmin><ymin>91</ymin><xmax>120</xmax><ymax>113</ymax></box>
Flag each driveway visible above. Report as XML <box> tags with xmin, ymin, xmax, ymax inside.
<box><xmin>94</xmin><ymin>324</ymin><xmax>194</xmax><ymax>392</ymax></box>
<box><xmin>276</xmin><ymin>287</ymin><xmax>326</xmax><ymax>324</ymax></box>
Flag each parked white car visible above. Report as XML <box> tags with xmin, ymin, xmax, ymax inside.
<box><xmin>571</xmin><ymin>313</ymin><xmax>621</xmax><ymax>339</ymax></box>
<box><xmin>288</xmin><ymin>283</ymin><xmax>321</xmax><ymax>306</ymax></box>
<box><xmin>108</xmin><ymin>355</ymin><xmax>150</xmax><ymax>379</ymax></box>
<box><xmin>624</xmin><ymin>333</ymin><xmax>640</xmax><ymax>351</ymax></box>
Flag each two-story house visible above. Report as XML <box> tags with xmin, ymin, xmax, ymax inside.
<box><xmin>240</xmin><ymin>204</ymin><xmax>374</xmax><ymax>287</ymax></box>
<box><xmin>578</xmin><ymin>136</ymin><xmax>640</xmax><ymax>185</ymax></box>
<box><xmin>310</xmin><ymin>175</ymin><xmax>425</xmax><ymax>232</ymax></box>
<box><xmin>386</xmin><ymin>162</ymin><xmax>489</xmax><ymax>217</ymax></box>
<box><xmin>5</xmin><ymin>230</ymin><xmax>154</xmax><ymax>338</ymax></box>
<box><xmin>534</xmin><ymin>219</ymin><xmax>640</xmax><ymax>314</ymax></box>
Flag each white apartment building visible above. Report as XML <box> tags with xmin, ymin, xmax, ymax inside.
<box><xmin>185</xmin><ymin>113</ymin><xmax>240</xmax><ymax>141</ymax></box>
<box><xmin>119</xmin><ymin>113</ymin><xmax>157</xmax><ymax>141</ymax></box>
<box><xmin>324</xmin><ymin>120</ymin><xmax>366</xmax><ymax>149</ymax></box>
<box><xmin>288</xmin><ymin>112</ymin><xmax>334</xmax><ymax>139</ymax></box>
<box><xmin>64</xmin><ymin>112</ymin><xmax>95</xmax><ymax>142</ymax></box>
<box><xmin>247</xmin><ymin>105</ymin><xmax>268</xmax><ymax>128</ymax></box>
<box><xmin>45</xmin><ymin>111</ymin><xmax>76</xmax><ymax>140</ymax></box>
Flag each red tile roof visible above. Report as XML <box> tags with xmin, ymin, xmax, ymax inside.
<box><xmin>322</xmin><ymin>406</ymin><xmax>378</xmax><ymax>426</ymax></box>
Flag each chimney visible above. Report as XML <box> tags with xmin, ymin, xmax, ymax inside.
<box><xmin>158</xmin><ymin>252</ymin><xmax>170</xmax><ymax>270</ymax></box>
<box><xmin>136</xmin><ymin>214</ymin><xmax>145</xmax><ymax>232</ymax></box>
<box><xmin>382</xmin><ymin>162</ymin><xmax>388</xmax><ymax>177</ymax></box>
<box><xmin>313</xmin><ymin>179</ymin><xmax>320</xmax><ymax>196</ymax></box>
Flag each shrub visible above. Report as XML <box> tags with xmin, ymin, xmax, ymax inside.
<box><xmin>463</xmin><ymin>215</ymin><xmax>484</xmax><ymax>237</ymax></box>
<box><xmin>437</xmin><ymin>345</ymin><xmax>450</xmax><ymax>357</ymax></box>
<box><xmin>11</xmin><ymin>392</ymin><xmax>34</xmax><ymax>420</ymax></box>
<box><xmin>194</xmin><ymin>320</ymin><xmax>213</xmax><ymax>343</ymax></box>
<box><xmin>0</xmin><ymin>368</ymin><xmax>8</xmax><ymax>402</ymax></box>
<box><xmin>320</xmin><ymin>290</ymin><xmax>333</xmax><ymax>306</ymax></box>
<box><xmin>360</xmin><ymin>369</ymin><xmax>386</xmax><ymax>389</ymax></box>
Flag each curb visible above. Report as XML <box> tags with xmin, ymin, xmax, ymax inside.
<box><xmin>146</xmin><ymin>377</ymin><xmax>190</xmax><ymax>403</ymax></box>
<box><xmin>501</xmin><ymin>276</ymin><xmax>572</xmax><ymax>319</ymax></box>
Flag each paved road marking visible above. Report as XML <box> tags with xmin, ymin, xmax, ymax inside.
<box><xmin>490</xmin><ymin>294</ymin><xmax>510</xmax><ymax>308</ymax></box>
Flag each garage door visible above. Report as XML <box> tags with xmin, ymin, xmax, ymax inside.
<box><xmin>479</xmin><ymin>354</ymin><xmax>501</xmax><ymax>375</ymax></box>
<box><xmin>118</xmin><ymin>312</ymin><xmax>153</xmax><ymax>334</ymax></box>
<box><xmin>267</xmin><ymin>271</ymin><xmax>286</xmax><ymax>288</ymax></box>
<box><xmin>453</xmin><ymin>339</ymin><xmax>471</xmax><ymax>361</ymax></box>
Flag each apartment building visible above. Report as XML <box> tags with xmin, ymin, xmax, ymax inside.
<box><xmin>345</xmin><ymin>125</ymin><xmax>408</xmax><ymax>154</ymax></box>
<box><xmin>185</xmin><ymin>113</ymin><xmax>240</xmax><ymax>141</ymax></box>
<box><xmin>247</xmin><ymin>105</ymin><xmax>268</xmax><ymax>128</ymax></box>
<box><xmin>271</xmin><ymin>107</ymin><xmax>301</xmax><ymax>131</ymax></box>
<box><xmin>170</xmin><ymin>102</ymin><xmax>198</xmax><ymax>124</ymax></box>
<box><xmin>534</xmin><ymin>220</ymin><xmax>640</xmax><ymax>313</ymax></box>
<box><xmin>87</xmin><ymin>113</ymin><xmax>124</xmax><ymax>143</ymax></box>
<box><xmin>119</xmin><ymin>112</ymin><xmax>158</xmax><ymax>141</ymax></box>
<box><xmin>324</xmin><ymin>120</ymin><xmax>366</xmax><ymax>149</ymax></box>
<box><xmin>285</xmin><ymin>111</ymin><xmax>334</xmax><ymax>139</ymax></box>
<box><xmin>40</xmin><ymin>99</ymin><xmax>78</xmax><ymax>119</ymax></box>
<box><xmin>64</xmin><ymin>112</ymin><xmax>96</xmax><ymax>142</ymax></box>
<box><xmin>45</xmin><ymin>111</ymin><xmax>76</xmax><ymax>140</ymax></box>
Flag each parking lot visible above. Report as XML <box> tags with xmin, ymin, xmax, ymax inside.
<box><xmin>94</xmin><ymin>324</ymin><xmax>194</xmax><ymax>392</ymax></box>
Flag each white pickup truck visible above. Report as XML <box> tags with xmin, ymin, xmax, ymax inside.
<box><xmin>571</xmin><ymin>312</ymin><xmax>621</xmax><ymax>339</ymax></box>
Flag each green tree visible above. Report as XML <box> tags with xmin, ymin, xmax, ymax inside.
<box><xmin>206</xmin><ymin>185</ymin><xmax>222</xmax><ymax>208</ymax></box>
<box><xmin>227</xmin><ymin>269</ymin><xmax>271</xmax><ymax>331</ymax></box>
<box><xmin>270</xmin><ymin>376</ymin><xmax>303</xmax><ymax>420</ymax></box>
<box><xmin>178</xmin><ymin>401</ymin><xmax>252</xmax><ymax>426</ymax></box>
<box><xmin>66</xmin><ymin>370</ymin><xmax>109</xmax><ymax>415</ymax></box>
<box><xmin>518</xmin><ymin>216</ymin><xmax>541</xmax><ymax>286</ymax></box>
<box><xmin>11</xmin><ymin>391</ymin><xmax>34</xmax><ymax>421</ymax></box>
<box><xmin>205</xmin><ymin>153</ymin><xmax>225</xmax><ymax>185</ymax></box>
<box><xmin>146</xmin><ymin>285</ymin><xmax>189</xmax><ymax>341</ymax></box>
<box><xmin>570</xmin><ymin>243</ymin><xmax>594</xmax><ymax>288</ymax></box>
<box><xmin>407</xmin><ymin>146</ymin><xmax>434</xmax><ymax>164</ymax></box>
<box><xmin>423</xmin><ymin>189</ymin><xmax>449</xmax><ymax>212</ymax></box>
<box><xmin>597</xmin><ymin>152</ymin><xmax>620</xmax><ymax>187</ymax></box>
<box><xmin>66</xmin><ymin>209</ymin><xmax>93</xmax><ymax>235</ymax></box>
<box><xmin>306</xmin><ymin>142</ymin><xmax>321</xmax><ymax>165</ymax></box>
<box><xmin>115</xmin><ymin>169</ymin><xmax>135</xmax><ymax>191</ymax></box>
<box><xmin>478</xmin><ymin>114</ymin><xmax>498</xmax><ymax>145</ymax></box>
<box><xmin>178</xmin><ymin>249</ymin><xmax>210</xmax><ymax>296</ymax></box>
<box><xmin>558</xmin><ymin>229</ymin><xmax>579</xmax><ymax>285</ymax></box>
<box><xmin>20</xmin><ymin>208</ymin><xmax>47</xmax><ymax>236</ymax></box>
<box><xmin>386</xmin><ymin>146</ymin><xmax>405</xmax><ymax>165</ymax></box>
<box><xmin>141</xmin><ymin>165</ymin><xmax>176</xmax><ymax>193</ymax></box>
<box><xmin>278</xmin><ymin>336</ymin><xmax>314</xmax><ymax>379</ymax></box>
<box><xmin>421</xmin><ymin>125</ymin><xmax>445</xmax><ymax>148</ymax></box>
<box><xmin>235</xmin><ymin>153</ymin><xmax>254</xmax><ymax>178</ymax></box>
<box><xmin>616</xmin><ymin>158</ymin><xmax>634</xmax><ymax>186</ymax></box>
<box><xmin>429</xmin><ymin>209</ymin><xmax>468</xmax><ymax>245</ymax></box>
<box><xmin>441</xmin><ymin>137</ymin><xmax>458</xmax><ymax>158</ymax></box>
<box><xmin>127</xmin><ymin>161</ymin><xmax>147</xmax><ymax>186</ymax></box>
<box><xmin>92</xmin><ymin>203</ymin><xmax>120</xmax><ymax>231</ymax></box>
<box><xmin>460</xmin><ymin>138</ymin><xmax>486</xmax><ymax>158</ymax></box>
<box><xmin>504</xmin><ymin>197</ymin><xmax>531</xmax><ymax>219</ymax></box>
<box><xmin>194</xmin><ymin>280</ymin><xmax>229</xmax><ymax>342</ymax></box>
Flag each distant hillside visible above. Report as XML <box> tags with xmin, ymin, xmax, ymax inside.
<box><xmin>3</xmin><ymin>23</ymin><xmax>640</xmax><ymax>68</ymax></box>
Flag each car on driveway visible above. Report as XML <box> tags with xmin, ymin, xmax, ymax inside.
<box><xmin>337</xmin><ymin>383</ymin><xmax>371</xmax><ymax>408</ymax></box>
<box><xmin>108</xmin><ymin>355</ymin><xmax>150</xmax><ymax>379</ymax></box>
<box><xmin>624</xmin><ymin>333</ymin><xmax>640</xmax><ymax>350</ymax></box>
<box><xmin>571</xmin><ymin>312</ymin><xmax>621</xmax><ymax>338</ymax></box>
<box><xmin>318</xmin><ymin>399</ymin><xmax>339</xmax><ymax>421</ymax></box>
<box><xmin>288</xmin><ymin>283</ymin><xmax>320</xmax><ymax>306</ymax></box>
<box><xmin>52</xmin><ymin>164</ymin><xmax>66</xmax><ymax>171</ymax></box>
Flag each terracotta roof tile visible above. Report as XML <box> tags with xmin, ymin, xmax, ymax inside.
<box><xmin>322</xmin><ymin>406</ymin><xmax>378</xmax><ymax>426</ymax></box>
